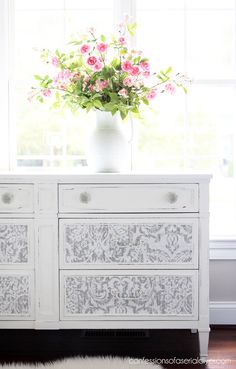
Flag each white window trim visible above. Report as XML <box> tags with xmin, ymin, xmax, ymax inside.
<box><xmin>0</xmin><ymin>0</ymin><xmax>11</xmax><ymax>171</ymax></box>
<box><xmin>1</xmin><ymin>0</ymin><xmax>236</xmax><ymax>253</ymax></box>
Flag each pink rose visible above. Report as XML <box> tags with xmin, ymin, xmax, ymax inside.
<box><xmin>146</xmin><ymin>89</ymin><xmax>157</xmax><ymax>100</ymax></box>
<box><xmin>118</xmin><ymin>37</ymin><xmax>126</xmax><ymax>45</ymax></box>
<box><xmin>51</xmin><ymin>56</ymin><xmax>59</xmax><ymax>67</ymax></box>
<box><xmin>53</xmin><ymin>69</ymin><xmax>72</xmax><ymax>86</ymax></box>
<box><xmin>100</xmin><ymin>80</ymin><xmax>108</xmax><ymax>89</ymax></box>
<box><xmin>93</xmin><ymin>61</ymin><xmax>103</xmax><ymax>71</ymax></box>
<box><xmin>140</xmin><ymin>61</ymin><xmax>150</xmax><ymax>71</ymax></box>
<box><xmin>96</xmin><ymin>79</ymin><xmax>109</xmax><ymax>91</ymax></box>
<box><xmin>130</xmin><ymin>65</ymin><xmax>139</xmax><ymax>76</ymax></box>
<box><xmin>165</xmin><ymin>83</ymin><xmax>176</xmax><ymax>95</ymax></box>
<box><xmin>121</xmin><ymin>60</ymin><xmax>132</xmax><ymax>72</ymax></box>
<box><xmin>57</xmin><ymin>70</ymin><xmax>71</xmax><ymax>80</ymax></box>
<box><xmin>142</xmin><ymin>71</ymin><xmax>150</xmax><ymax>78</ymax></box>
<box><xmin>118</xmin><ymin>88</ymin><xmax>128</xmax><ymax>98</ymax></box>
<box><xmin>87</xmin><ymin>56</ymin><xmax>97</xmax><ymax>66</ymax></box>
<box><xmin>42</xmin><ymin>89</ymin><xmax>51</xmax><ymax>97</ymax></box>
<box><xmin>97</xmin><ymin>43</ymin><xmax>108</xmax><ymax>53</ymax></box>
<box><xmin>123</xmin><ymin>77</ymin><xmax>134</xmax><ymax>87</ymax></box>
<box><xmin>80</xmin><ymin>44</ymin><xmax>90</xmax><ymax>54</ymax></box>
<box><xmin>89</xmin><ymin>85</ymin><xmax>94</xmax><ymax>92</ymax></box>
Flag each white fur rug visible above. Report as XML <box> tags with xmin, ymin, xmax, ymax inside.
<box><xmin>0</xmin><ymin>356</ymin><xmax>161</xmax><ymax>369</ymax></box>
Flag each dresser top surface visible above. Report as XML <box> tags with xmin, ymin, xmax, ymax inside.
<box><xmin>0</xmin><ymin>172</ymin><xmax>212</xmax><ymax>183</ymax></box>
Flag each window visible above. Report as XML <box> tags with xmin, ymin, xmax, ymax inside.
<box><xmin>1</xmin><ymin>0</ymin><xmax>236</xmax><ymax>239</ymax></box>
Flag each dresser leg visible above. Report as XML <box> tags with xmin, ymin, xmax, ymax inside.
<box><xmin>198</xmin><ymin>330</ymin><xmax>210</xmax><ymax>363</ymax></box>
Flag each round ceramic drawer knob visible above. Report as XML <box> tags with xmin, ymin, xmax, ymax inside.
<box><xmin>1</xmin><ymin>192</ymin><xmax>14</xmax><ymax>204</ymax></box>
<box><xmin>166</xmin><ymin>192</ymin><xmax>178</xmax><ymax>204</ymax></box>
<box><xmin>79</xmin><ymin>192</ymin><xmax>91</xmax><ymax>204</ymax></box>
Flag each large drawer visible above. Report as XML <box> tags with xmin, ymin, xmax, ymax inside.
<box><xmin>59</xmin><ymin>184</ymin><xmax>198</xmax><ymax>213</ymax></box>
<box><xmin>0</xmin><ymin>270</ymin><xmax>34</xmax><ymax>320</ymax></box>
<box><xmin>0</xmin><ymin>219</ymin><xmax>34</xmax><ymax>268</ymax></box>
<box><xmin>59</xmin><ymin>218</ymin><xmax>198</xmax><ymax>269</ymax></box>
<box><xmin>0</xmin><ymin>185</ymin><xmax>34</xmax><ymax>213</ymax></box>
<box><xmin>60</xmin><ymin>270</ymin><xmax>198</xmax><ymax>320</ymax></box>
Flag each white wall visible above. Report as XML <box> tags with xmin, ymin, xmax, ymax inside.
<box><xmin>210</xmin><ymin>260</ymin><xmax>236</xmax><ymax>324</ymax></box>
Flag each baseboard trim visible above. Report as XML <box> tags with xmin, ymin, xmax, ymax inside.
<box><xmin>210</xmin><ymin>240</ymin><xmax>236</xmax><ymax>260</ymax></box>
<box><xmin>210</xmin><ymin>301</ymin><xmax>236</xmax><ymax>324</ymax></box>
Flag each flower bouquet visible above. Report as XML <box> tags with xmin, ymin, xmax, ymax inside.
<box><xmin>31</xmin><ymin>18</ymin><xmax>188</xmax><ymax>120</ymax></box>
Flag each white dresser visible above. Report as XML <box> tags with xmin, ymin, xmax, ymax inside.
<box><xmin>0</xmin><ymin>174</ymin><xmax>211</xmax><ymax>361</ymax></box>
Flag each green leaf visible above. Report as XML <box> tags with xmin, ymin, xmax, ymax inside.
<box><xmin>165</xmin><ymin>66</ymin><xmax>172</xmax><ymax>74</ymax></box>
<box><xmin>109</xmin><ymin>92</ymin><xmax>119</xmax><ymax>103</ymax></box>
<box><xmin>110</xmin><ymin>58</ymin><xmax>120</xmax><ymax>69</ymax></box>
<box><xmin>93</xmin><ymin>99</ymin><xmax>103</xmax><ymax>109</ymax></box>
<box><xmin>131</xmin><ymin>106</ymin><xmax>139</xmax><ymax>114</ymax></box>
<box><xmin>34</xmin><ymin>75</ymin><xmax>42</xmax><ymax>81</ymax></box>
<box><xmin>142</xmin><ymin>98</ymin><xmax>149</xmax><ymax>105</ymax></box>
<box><xmin>120</xmin><ymin>109</ymin><xmax>128</xmax><ymax>120</ymax></box>
<box><xmin>127</xmin><ymin>22</ymin><xmax>137</xmax><ymax>37</ymax></box>
<box><xmin>120</xmin><ymin>48</ymin><xmax>127</xmax><ymax>56</ymax></box>
<box><xmin>101</xmin><ymin>34</ymin><xmax>106</xmax><ymax>42</ymax></box>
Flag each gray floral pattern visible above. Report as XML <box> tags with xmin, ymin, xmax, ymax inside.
<box><xmin>0</xmin><ymin>224</ymin><xmax>29</xmax><ymax>264</ymax></box>
<box><xmin>0</xmin><ymin>275</ymin><xmax>31</xmax><ymax>316</ymax></box>
<box><xmin>63</xmin><ymin>274</ymin><xmax>194</xmax><ymax>316</ymax></box>
<box><xmin>62</xmin><ymin>223</ymin><xmax>194</xmax><ymax>264</ymax></box>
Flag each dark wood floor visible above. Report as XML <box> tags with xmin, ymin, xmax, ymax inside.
<box><xmin>0</xmin><ymin>326</ymin><xmax>235</xmax><ymax>368</ymax></box>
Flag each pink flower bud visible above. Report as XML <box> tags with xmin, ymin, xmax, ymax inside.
<box><xmin>87</xmin><ymin>56</ymin><xmax>97</xmax><ymax>66</ymax></box>
<box><xmin>118</xmin><ymin>88</ymin><xmax>128</xmax><ymax>98</ymax></box>
<box><xmin>97</xmin><ymin>43</ymin><xmax>108</xmax><ymax>53</ymax></box>
<box><xmin>146</xmin><ymin>89</ymin><xmax>157</xmax><ymax>100</ymax></box>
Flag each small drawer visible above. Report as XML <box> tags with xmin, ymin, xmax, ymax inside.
<box><xmin>59</xmin><ymin>184</ymin><xmax>198</xmax><ymax>213</ymax></box>
<box><xmin>60</xmin><ymin>270</ymin><xmax>198</xmax><ymax>320</ymax></box>
<box><xmin>0</xmin><ymin>185</ymin><xmax>34</xmax><ymax>213</ymax></box>
<box><xmin>59</xmin><ymin>218</ymin><xmax>198</xmax><ymax>269</ymax></box>
<box><xmin>0</xmin><ymin>270</ymin><xmax>34</xmax><ymax>320</ymax></box>
<box><xmin>0</xmin><ymin>219</ymin><xmax>34</xmax><ymax>268</ymax></box>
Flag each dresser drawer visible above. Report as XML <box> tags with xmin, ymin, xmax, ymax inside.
<box><xmin>0</xmin><ymin>219</ymin><xmax>34</xmax><ymax>268</ymax></box>
<box><xmin>59</xmin><ymin>184</ymin><xmax>198</xmax><ymax>213</ymax></box>
<box><xmin>0</xmin><ymin>270</ymin><xmax>34</xmax><ymax>320</ymax></box>
<box><xmin>0</xmin><ymin>185</ymin><xmax>34</xmax><ymax>213</ymax></box>
<box><xmin>60</xmin><ymin>270</ymin><xmax>198</xmax><ymax>320</ymax></box>
<box><xmin>60</xmin><ymin>218</ymin><xmax>198</xmax><ymax>269</ymax></box>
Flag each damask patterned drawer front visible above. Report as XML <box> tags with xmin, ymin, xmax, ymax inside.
<box><xmin>60</xmin><ymin>270</ymin><xmax>198</xmax><ymax>320</ymax></box>
<box><xmin>0</xmin><ymin>271</ymin><xmax>34</xmax><ymax>320</ymax></box>
<box><xmin>59</xmin><ymin>184</ymin><xmax>198</xmax><ymax>213</ymax></box>
<box><xmin>60</xmin><ymin>218</ymin><xmax>198</xmax><ymax>268</ymax></box>
<box><xmin>0</xmin><ymin>185</ymin><xmax>34</xmax><ymax>213</ymax></box>
<box><xmin>0</xmin><ymin>220</ymin><xmax>34</xmax><ymax>267</ymax></box>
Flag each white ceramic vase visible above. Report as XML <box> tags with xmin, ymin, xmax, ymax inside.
<box><xmin>87</xmin><ymin>110</ymin><xmax>129</xmax><ymax>173</ymax></box>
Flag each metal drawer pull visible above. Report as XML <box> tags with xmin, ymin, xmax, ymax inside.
<box><xmin>1</xmin><ymin>192</ymin><xmax>14</xmax><ymax>204</ymax></box>
<box><xmin>166</xmin><ymin>192</ymin><xmax>178</xmax><ymax>204</ymax></box>
<box><xmin>79</xmin><ymin>192</ymin><xmax>91</xmax><ymax>204</ymax></box>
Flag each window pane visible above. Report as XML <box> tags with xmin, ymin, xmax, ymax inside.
<box><xmin>137</xmin><ymin>0</ymin><xmax>184</xmax><ymax>10</ymax></box>
<box><xmin>187</xmin><ymin>10</ymin><xmax>235</xmax><ymax>79</ymax></box>
<box><xmin>187</xmin><ymin>0</ymin><xmax>235</xmax><ymax>9</ymax></box>
<box><xmin>136</xmin><ymin>5</ymin><xmax>185</xmax><ymax>70</ymax></box>
<box><xmin>13</xmin><ymin>1</ymin><xmax>113</xmax><ymax>169</ymax></box>
<box><xmin>132</xmin><ymin>92</ymin><xmax>186</xmax><ymax>172</ymax></box>
<box><xmin>15</xmin><ymin>0</ymin><xmax>64</xmax><ymax>10</ymax></box>
<box><xmin>65</xmin><ymin>0</ymin><xmax>112</xmax><ymax>9</ymax></box>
